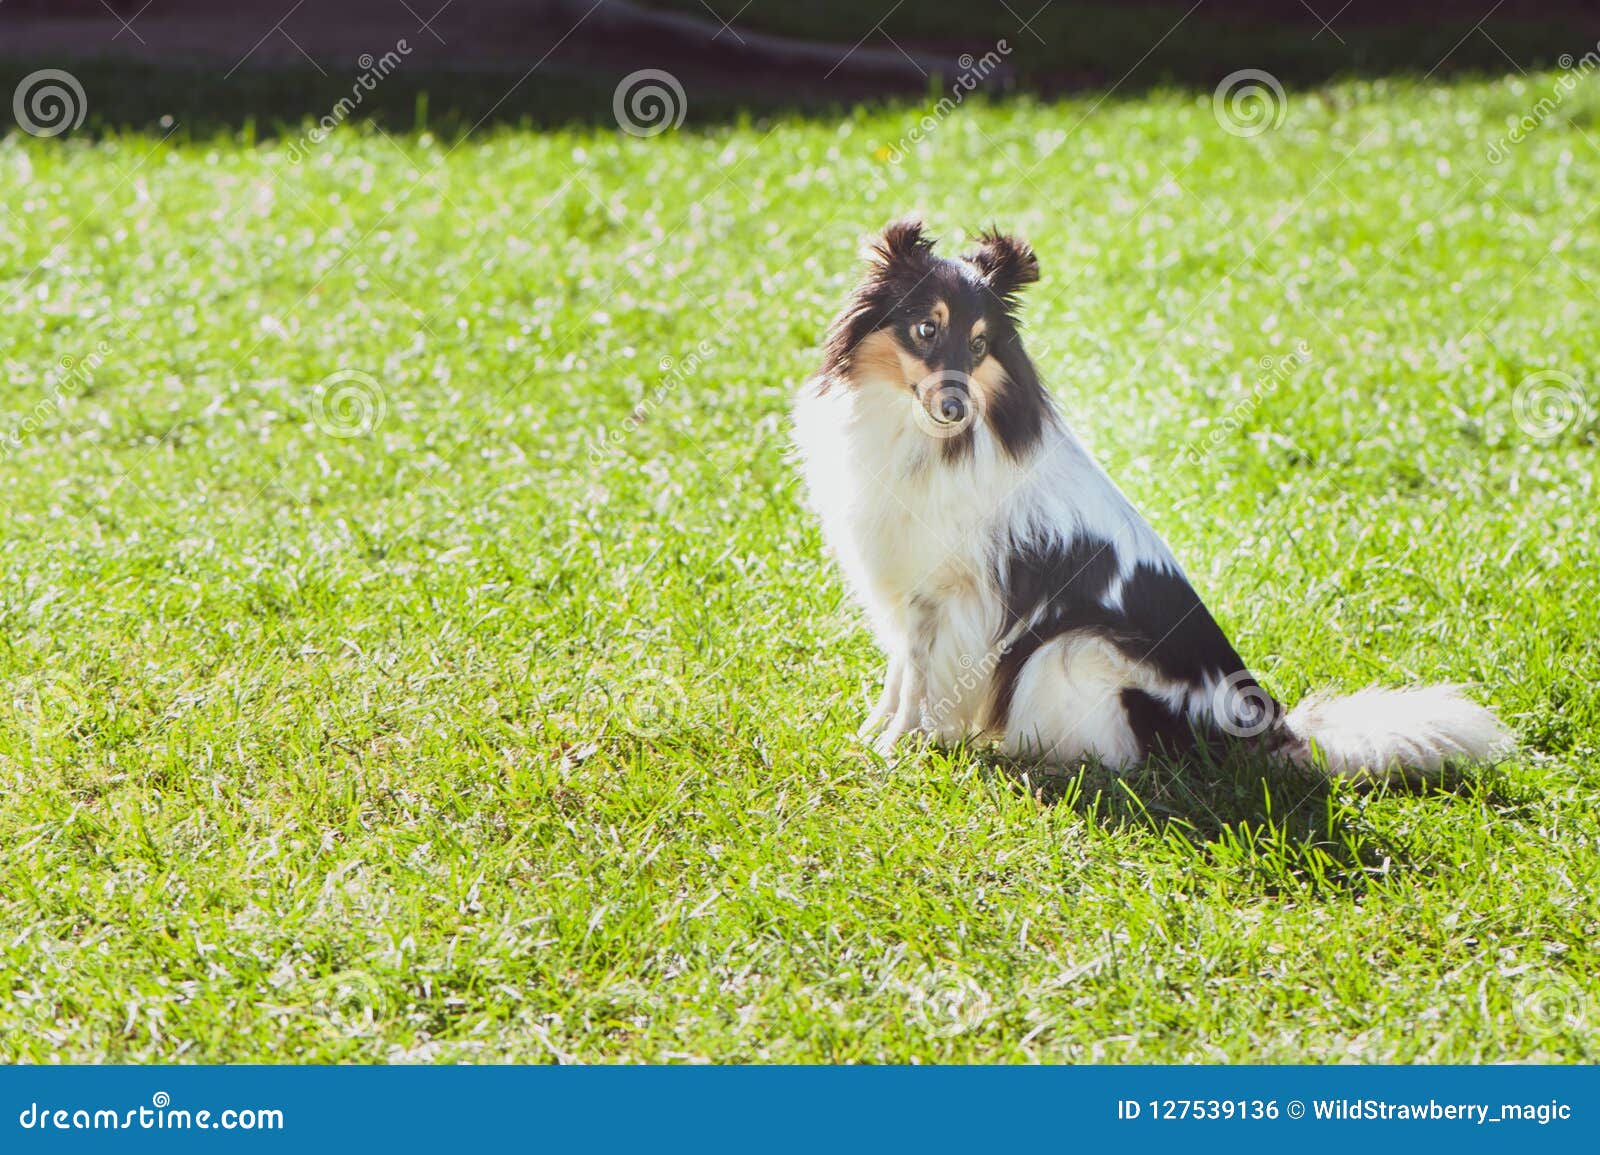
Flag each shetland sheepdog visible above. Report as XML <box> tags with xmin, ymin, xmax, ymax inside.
<box><xmin>792</xmin><ymin>219</ymin><xmax>1511</xmax><ymax>782</ymax></box>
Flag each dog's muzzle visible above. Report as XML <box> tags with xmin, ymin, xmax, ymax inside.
<box><xmin>913</xmin><ymin>370</ymin><xmax>979</xmax><ymax>438</ymax></box>
<box><xmin>936</xmin><ymin>389</ymin><xmax>968</xmax><ymax>425</ymax></box>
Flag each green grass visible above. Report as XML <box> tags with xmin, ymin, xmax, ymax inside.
<box><xmin>1</xmin><ymin>64</ymin><xmax>1598</xmax><ymax>1063</ymax></box>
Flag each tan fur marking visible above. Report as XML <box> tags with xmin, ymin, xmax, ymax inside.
<box><xmin>972</xmin><ymin>355</ymin><xmax>1008</xmax><ymax>407</ymax></box>
<box><xmin>854</xmin><ymin>329</ymin><xmax>931</xmax><ymax>389</ymax></box>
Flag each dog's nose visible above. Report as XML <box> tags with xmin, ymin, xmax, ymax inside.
<box><xmin>938</xmin><ymin>394</ymin><xmax>967</xmax><ymax>424</ymax></box>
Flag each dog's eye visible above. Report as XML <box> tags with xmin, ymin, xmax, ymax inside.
<box><xmin>913</xmin><ymin>320</ymin><xmax>938</xmax><ymax>343</ymax></box>
<box><xmin>970</xmin><ymin>334</ymin><xmax>988</xmax><ymax>360</ymax></box>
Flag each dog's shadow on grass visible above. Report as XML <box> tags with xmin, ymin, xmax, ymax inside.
<box><xmin>974</xmin><ymin>743</ymin><xmax>1530</xmax><ymax>895</ymax></box>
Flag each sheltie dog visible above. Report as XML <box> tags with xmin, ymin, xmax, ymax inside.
<box><xmin>792</xmin><ymin>219</ymin><xmax>1511</xmax><ymax>781</ymax></box>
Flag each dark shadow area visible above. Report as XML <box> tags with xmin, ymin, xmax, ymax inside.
<box><xmin>981</xmin><ymin>741</ymin><xmax>1539</xmax><ymax>896</ymax></box>
<box><xmin>0</xmin><ymin>1</ymin><xmax>1596</xmax><ymax>139</ymax></box>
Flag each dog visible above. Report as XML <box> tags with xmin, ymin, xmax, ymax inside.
<box><xmin>792</xmin><ymin>219</ymin><xmax>1512</xmax><ymax>781</ymax></box>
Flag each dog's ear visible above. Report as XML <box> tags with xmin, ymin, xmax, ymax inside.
<box><xmin>864</xmin><ymin>217</ymin><xmax>936</xmax><ymax>269</ymax></box>
<box><xmin>967</xmin><ymin>229</ymin><xmax>1040</xmax><ymax>303</ymax></box>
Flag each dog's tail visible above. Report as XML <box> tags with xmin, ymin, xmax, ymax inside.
<box><xmin>1268</xmin><ymin>683</ymin><xmax>1512</xmax><ymax>783</ymax></box>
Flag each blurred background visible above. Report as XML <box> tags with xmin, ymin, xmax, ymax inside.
<box><xmin>2</xmin><ymin>1</ymin><xmax>1597</xmax><ymax>134</ymax></box>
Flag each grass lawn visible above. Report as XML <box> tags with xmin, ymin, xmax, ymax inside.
<box><xmin>1</xmin><ymin>61</ymin><xmax>1598</xmax><ymax>1062</ymax></box>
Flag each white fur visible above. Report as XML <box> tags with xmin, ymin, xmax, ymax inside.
<box><xmin>1003</xmin><ymin>634</ymin><xmax>1167</xmax><ymax>766</ymax></box>
<box><xmin>1282</xmin><ymin>684</ymin><xmax>1513</xmax><ymax>782</ymax></box>
<box><xmin>794</xmin><ymin>367</ymin><xmax>1192</xmax><ymax>764</ymax></box>
<box><xmin>793</xmin><ymin>367</ymin><xmax>1512</xmax><ymax>781</ymax></box>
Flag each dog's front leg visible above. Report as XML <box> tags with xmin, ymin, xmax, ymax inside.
<box><xmin>857</xmin><ymin>652</ymin><xmax>905</xmax><ymax>741</ymax></box>
<box><xmin>871</xmin><ymin>660</ymin><xmax>926</xmax><ymax>758</ymax></box>
<box><xmin>871</xmin><ymin>618</ymin><xmax>933</xmax><ymax>759</ymax></box>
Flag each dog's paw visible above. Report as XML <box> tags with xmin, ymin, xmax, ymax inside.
<box><xmin>870</xmin><ymin>729</ymin><xmax>902</xmax><ymax>760</ymax></box>
<box><xmin>870</xmin><ymin>726</ymin><xmax>929</xmax><ymax>761</ymax></box>
<box><xmin>856</xmin><ymin>713</ymin><xmax>888</xmax><ymax>742</ymax></box>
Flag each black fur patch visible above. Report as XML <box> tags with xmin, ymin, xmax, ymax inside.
<box><xmin>1116</xmin><ymin>563</ymin><xmax>1252</xmax><ymax>686</ymax></box>
<box><xmin>988</xmin><ymin>535</ymin><xmax>1124</xmax><ymax>730</ymax></box>
<box><xmin>987</xmin><ymin>538</ymin><xmax>1276</xmax><ymax>737</ymax></box>
<box><xmin>1119</xmin><ymin>688</ymin><xmax>1200</xmax><ymax>759</ymax></box>
<box><xmin>985</xmin><ymin>333</ymin><xmax>1050</xmax><ymax>461</ymax></box>
<box><xmin>998</xmin><ymin>535</ymin><xmax>1122</xmax><ymax>641</ymax></box>
<box><xmin>965</xmin><ymin>229</ymin><xmax>1040</xmax><ymax>308</ymax></box>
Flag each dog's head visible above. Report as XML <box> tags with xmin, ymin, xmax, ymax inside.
<box><xmin>821</xmin><ymin>218</ymin><xmax>1051</xmax><ymax>459</ymax></box>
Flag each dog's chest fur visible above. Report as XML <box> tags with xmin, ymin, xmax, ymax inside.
<box><xmin>795</xmin><ymin>376</ymin><xmax>1000</xmax><ymax>611</ymax></box>
<box><xmin>794</xmin><ymin>375</ymin><xmax>1034</xmax><ymax>739</ymax></box>
<box><xmin>794</xmin><ymin>366</ymin><xmax>1262</xmax><ymax>749</ymax></box>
